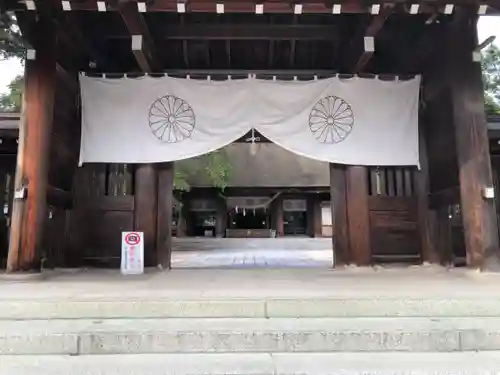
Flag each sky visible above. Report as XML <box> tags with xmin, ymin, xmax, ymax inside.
<box><xmin>0</xmin><ymin>15</ymin><xmax>499</xmax><ymax>94</ymax></box>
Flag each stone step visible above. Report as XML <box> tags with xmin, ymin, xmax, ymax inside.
<box><xmin>2</xmin><ymin>296</ymin><xmax>500</xmax><ymax>319</ymax></box>
<box><xmin>1</xmin><ymin>352</ymin><xmax>500</xmax><ymax>375</ymax></box>
<box><xmin>172</xmin><ymin>237</ymin><xmax>332</xmax><ymax>251</ymax></box>
<box><xmin>2</xmin><ymin>317</ymin><xmax>500</xmax><ymax>355</ymax></box>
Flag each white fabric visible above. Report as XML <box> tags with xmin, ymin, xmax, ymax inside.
<box><xmin>79</xmin><ymin>74</ymin><xmax>420</xmax><ymax>166</ymax></box>
<box><xmin>80</xmin><ymin>75</ymin><xmax>254</xmax><ymax>164</ymax></box>
<box><xmin>254</xmin><ymin>77</ymin><xmax>420</xmax><ymax>166</ymax></box>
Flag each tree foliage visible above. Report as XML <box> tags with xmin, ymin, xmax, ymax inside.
<box><xmin>0</xmin><ymin>11</ymin><xmax>25</xmax><ymax>60</ymax></box>
<box><xmin>174</xmin><ymin>150</ymin><xmax>232</xmax><ymax>191</ymax></box>
<box><xmin>0</xmin><ymin>74</ymin><xmax>22</xmax><ymax>112</ymax></box>
<box><xmin>482</xmin><ymin>44</ymin><xmax>500</xmax><ymax>115</ymax></box>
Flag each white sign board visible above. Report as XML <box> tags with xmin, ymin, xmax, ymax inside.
<box><xmin>121</xmin><ymin>231</ymin><xmax>144</xmax><ymax>275</ymax></box>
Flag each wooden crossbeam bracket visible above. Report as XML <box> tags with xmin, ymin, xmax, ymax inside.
<box><xmin>119</xmin><ymin>1</ymin><xmax>161</xmax><ymax>72</ymax></box>
<box><xmin>345</xmin><ymin>3</ymin><xmax>393</xmax><ymax>73</ymax></box>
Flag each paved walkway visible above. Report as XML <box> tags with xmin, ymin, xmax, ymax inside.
<box><xmin>171</xmin><ymin>248</ymin><xmax>334</xmax><ymax>268</ymax></box>
<box><xmin>171</xmin><ymin>237</ymin><xmax>333</xmax><ymax>268</ymax></box>
<box><xmin>1</xmin><ymin>266</ymin><xmax>500</xmax><ymax>299</ymax></box>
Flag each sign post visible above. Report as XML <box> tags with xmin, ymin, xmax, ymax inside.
<box><xmin>121</xmin><ymin>231</ymin><xmax>144</xmax><ymax>275</ymax></box>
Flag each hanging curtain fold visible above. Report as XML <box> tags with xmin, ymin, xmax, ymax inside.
<box><xmin>79</xmin><ymin>74</ymin><xmax>420</xmax><ymax>167</ymax></box>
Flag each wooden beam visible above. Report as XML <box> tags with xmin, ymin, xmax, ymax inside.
<box><xmin>346</xmin><ymin>166</ymin><xmax>372</xmax><ymax>266</ymax></box>
<box><xmin>134</xmin><ymin>164</ymin><xmax>158</xmax><ymax>267</ymax></box>
<box><xmin>330</xmin><ymin>163</ymin><xmax>349</xmax><ymax>266</ymax></box>
<box><xmin>120</xmin><ymin>1</ymin><xmax>160</xmax><ymax>72</ymax></box>
<box><xmin>345</xmin><ymin>5</ymin><xmax>392</xmax><ymax>73</ymax></box>
<box><xmin>354</xmin><ymin>36</ymin><xmax>375</xmax><ymax>73</ymax></box>
<box><xmin>107</xmin><ymin>24</ymin><xmax>338</xmax><ymax>41</ymax></box>
<box><xmin>7</xmin><ymin>16</ymin><xmax>57</xmax><ymax>272</ymax></box>
<box><xmin>156</xmin><ymin>162</ymin><xmax>173</xmax><ymax>269</ymax></box>
<box><xmin>30</xmin><ymin>0</ymin><xmax>473</xmax><ymax>14</ymax></box>
<box><xmin>415</xmin><ymin>116</ymin><xmax>440</xmax><ymax>263</ymax></box>
<box><xmin>447</xmin><ymin>12</ymin><xmax>499</xmax><ymax>270</ymax></box>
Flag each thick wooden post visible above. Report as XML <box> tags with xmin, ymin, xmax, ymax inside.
<box><xmin>215</xmin><ymin>196</ymin><xmax>227</xmax><ymax>237</ymax></box>
<box><xmin>134</xmin><ymin>164</ymin><xmax>158</xmax><ymax>267</ymax></box>
<box><xmin>306</xmin><ymin>195</ymin><xmax>315</xmax><ymax>237</ymax></box>
<box><xmin>7</xmin><ymin>18</ymin><xmax>56</xmax><ymax>272</ymax></box>
<box><xmin>416</xmin><ymin>121</ymin><xmax>440</xmax><ymax>264</ymax></box>
<box><xmin>276</xmin><ymin>196</ymin><xmax>284</xmax><ymax>237</ymax></box>
<box><xmin>329</xmin><ymin>163</ymin><xmax>349</xmax><ymax>265</ymax></box>
<box><xmin>346</xmin><ymin>165</ymin><xmax>371</xmax><ymax>265</ymax></box>
<box><xmin>313</xmin><ymin>197</ymin><xmax>322</xmax><ymax>237</ymax></box>
<box><xmin>447</xmin><ymin>13</ymin><xmax>499</xmax><ymax>269</ymax></box>
<box><xmin>156</xmin><ymin>162</ymin><xmax>173</xmax><ymax>269</ymax></box>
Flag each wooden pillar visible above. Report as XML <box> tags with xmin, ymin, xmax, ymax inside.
<box><xmin>7</xmin><ymin>18</ymin><xmax>56</xmax><ymax>272</ymax></box>
<box><xmin>306</xmin><ymin>195</ymin><xmax>315</xmax><ymax>237</ymax></box>
<box><xmin>314</xmin><ymin>198</ymin><xmax>322</xmax><ymax>237</ymax></box>
<box><xmin>330</xmin><ymin>164</ymin><xmax>349</xmax><ymax>265</ymax></box>
<box><xmin>447</xmin><ymin>13</ymin><xmax>499</xmax><ymax>269</ymax></box>
<box><xmin>416</xmin><ymin>120</ymin><xmax>440</xmax><ymax>264</ymax></box>
<box><xmin>276</xmin><ymin>196</ymin><xmax>284</xmax><ymax>237</ymax></box>
<box><xmin>215</xmin><ymin>196</ymin><xmax>227</xmax><ymax>237</ymax></box>
<box><xmin>176</xmin><ymin>197</ymin><xmax>186</xmax><ymax>238</ymax></box>
<box><xmin>270</xmin><ymin>196</ymin><xmax>284</xmax><ymax>237</ymax></box>
<box><xmin>156</xmin><ymin>162</ymin><xmax>173</xmax><ymax>269</ymax></box>
<box><xmin>346</xmin><ymin>165</ymin><xmax>371</xmax><ymax>266</ymax></box>
<box><xmin>134</xmin><ymin>164</ymin><xmax>158</xmax><ymax>267</ymax></box>
<box><xmin>182</xmin><ymin>198</ymin><xmax>192</xmax><ymax>236</ymax></box>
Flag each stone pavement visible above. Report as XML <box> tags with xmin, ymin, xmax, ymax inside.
<box><xmin>171</xmin><ymin>248</ymin><xmax>334</xmax><ymax>268</ymax></box>
<box><xmin>1</xmin><ymin>353</ymin><xmax>500</xmax><ymax>375</ymax></box>
<box><xmin>2</xmin><ymin>268</ymin><xmax>500</xmax><ymax>373</ymax></box>
<box><xmin>1</xmin><ymin>266</ymin><xmax>500</xmax><ymax>300</ymax></box>
<box><xmin>171</xmin><ymin>237</ymin><xmax>333</xmax><ymax>268</ymax></box>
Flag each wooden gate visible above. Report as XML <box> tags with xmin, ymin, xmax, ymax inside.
<box><xmin>367</xmin><ymin>167</ymin><xmax>421</xmax><ymax>263</ymax></box>
<box><xmin>69</xmin><ymin>163</ymin><xmax>134</xmax><ymax>267</ymax></box>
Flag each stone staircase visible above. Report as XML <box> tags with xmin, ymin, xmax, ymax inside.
<box><xmin>1</xmin><ymin>294</ymin><xmax>500</xmax><ymax>374</ymax></box>
<box><xmin>171</xmin><ymin>237</ymin><xmax>332</xmax><ymax>251</ymax></box>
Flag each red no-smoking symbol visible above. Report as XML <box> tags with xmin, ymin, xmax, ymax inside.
<box><xmin>125</xmin><ymin>232</ymin><xmax>141</xmax><ymax>245</ymax></box>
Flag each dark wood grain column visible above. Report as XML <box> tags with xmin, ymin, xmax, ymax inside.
<box><xmin>156</xmin><ymin>162</ymin><xmax>174</xmax><ymax>269</ymax></box>
<box><xmin>447</xmin><ymin>13</ymin><xmax>499</xmax><ymax>269</ymax></box>
<box><xmin>215</xmin><ymin>196</ymin><xmax>227</xmax><ymax>237</ymax></box>
<box><xmin>276</xmin><ymin>196</ymin><xmax>285</xmax><ymax>237</ymax></box>
<box><xmin>134</xmin><ymin>164</ymin><xmax>158</xmax><ymax>267</ymax></box>
<box><xmin>346</xmin><ymin>165</ymin><xmax>371</xmax><ymax>266</ymax></box>
<box><xmin>306</xmin><ymin>195</ymin><xmax>315</xmax><ymax>237</ymax></box>
<box><xmin>329</xmin><ymin>163</ymin><xmax>349</xmax><ymax>266</ymax></box>
<box><xmin>7</xmin><ymin>18</ymin><xmax>56</xmax><ymax>272</ymax></box>
<box><xmin>313</xmin><ymin>197</ymin><xmax>322</xmax><ymax>237</ymax></box>
<box><xmin>416</xmin><ymin>120</ymin><xmax>440</xmax><ymax>264</ymax></box>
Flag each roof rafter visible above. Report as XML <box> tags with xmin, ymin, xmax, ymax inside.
<box><xmin>344</xmin><ymin>3</ymin><xmax>394</xmax><ymax>73</ymax></box>
<box><xmin>22</xmin><ymin>0</ymin><xmax>489</xmax><ymax>14</ymax></box>
<box><xmin>105</xmin><ymin>24</ymin><xmax>338</xmax><ymax>41</ymax></box>
<box><xmin>39</xmin><ymin>0</ymin><xmax>105</xmax><ymax>68</ymax></box>
<box><xmin>119</xmin><ymin>1</ymin><xmax>161</xmax><ymax>72</ymax></box>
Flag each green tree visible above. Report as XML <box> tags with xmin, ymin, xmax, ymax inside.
<box><xmin>0</xmin><ymin>11</ymin><xmax>25</xmax><ymax>60</ymax></box>
<box><xmin>482</xmin><ymin>44</ymin><xmax>500</xmax><ymax>115</ymax></box>
<box><xmin>174</xmin><ymin>150</ymin><xmax>232</xmax><ymax>191</ymax></box>
<box><xmin>0</xmin><ymin>74</ymin><xmax>23</xmax><ymax>112</ymax></box>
